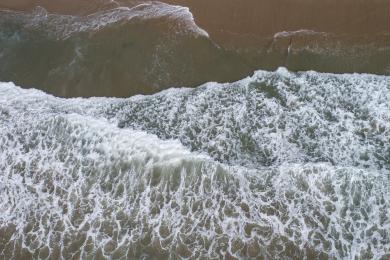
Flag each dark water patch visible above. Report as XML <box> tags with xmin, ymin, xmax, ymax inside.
<box><xmin>1</xmin><ymin>2</ymin><xmax>390</xmax><ymax>97</ymax></box>
<box><xmin>0</xmin><ymin>4</ymin><xmax>251</xmax><ymax>97</ymax></box>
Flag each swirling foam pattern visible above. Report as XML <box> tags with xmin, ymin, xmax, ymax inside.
<box><xmin>0</xmin><ymin>68</ymin><xmax>390</xmax><ymax>259</ymax></box>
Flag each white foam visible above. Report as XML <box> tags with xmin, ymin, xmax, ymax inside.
<box><xmin>1</xmin><ymin>69</ymin><xmax>390</xmax><ymax>258</ymax></box>
<box><xmin>115</xmin><ymin>68</ymin><xmax>390</xmax><ymax>171</ymax></box>
<box><xmin>20</xmin><ymin>2</ymin><xmax>209</xmax><ymax>40</ymax></box>
<box><xmin>273</xmin><ymin>29</ymin><xmax>330</xmax><ymax>39</ymax></box>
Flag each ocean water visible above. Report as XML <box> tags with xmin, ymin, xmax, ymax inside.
<box><xmin>1</xmin><ymin>1</ymin><xmax>390</xmax><ymax>259</ymax></box>
<box><xmin>1</xmin><ymin>68</ymin><xmax>390</xmax><ymax>259</ymax></box>
<box><xmin>0</xmin><ymin>3</ymin><xmax>250</xmax><ymax>97</ymax></box>
<box><xmin>1</xmin><ymin>3</ymin><xmax>390</xmax><ymax>97</ymax></box>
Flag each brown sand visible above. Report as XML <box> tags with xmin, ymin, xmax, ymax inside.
<box><xmin>3</xmin><ymin>0</ymin><xmax>390</xmax><ymax>51</ymax></box>
<box><xmin>3</xmin><ymin>0</ymin><xmax>390</xmax><ymax>35</ymax></box>
<box><xmin>0</xmin><ymin>0</ymin><xmax>110</xmax><ymax>14</ymax></box>
<box><xmin>168</xmin><ymin>0</ymin><xmax>390</xmax><ymax>36</ymax></box>
<box><xmin>1</xmin><ymin>0</ymin><xmax>390</xmax><ymax>97</ymax></box>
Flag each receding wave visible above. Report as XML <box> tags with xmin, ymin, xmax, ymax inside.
<box><xmin>7</xmin><ymin>3</ymin><xmax>208</xmax><ymax>40</ymax></box>
<box><xmin>0</xmin><ymin>3</ymin><xmax>249</xmax><ymax>97</ymax></box>
<box><xmin>1</xmin><ymin>69</ymin><xmax>389</xmax><ymax>259</ymax></box>
<box><xmin>1</xmin><ymin>3</ymin><xmax>390</xmax><ymax>98</ymax></box>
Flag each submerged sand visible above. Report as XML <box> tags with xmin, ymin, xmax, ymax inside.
<box><xmin>1</xmin><ymin>0</ymin><xmax>390</xmax><ymax>97</ymax></box>
<box><xmin>3</xmin><ymin>0</ymin><xmax>390</xmax><ymax>35</ymax></box>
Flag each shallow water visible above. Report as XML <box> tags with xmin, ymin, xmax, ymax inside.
<box><xmin>1</xmin><ymin>1</ymin><xmax>390</xmax><ymax>97</ymax></box>
<box><xmin>1</xmin><ymin>69</ymin><xmax>390</xmax><ymax>259</ymax></box>
<box><xmin>0</xmin><ymin>3</ymin><xmax>250</xmax><ymax>97</ymax></box>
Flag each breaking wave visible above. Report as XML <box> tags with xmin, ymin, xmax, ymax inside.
<box><xmin>1</xmin><ymin>68</ymin><xmax>390</xmax><ymax>259</ymax></box>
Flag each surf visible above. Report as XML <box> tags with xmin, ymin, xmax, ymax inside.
<box><xmin>1</xmin><ymin>68</ymin><xmax>389</xmax><ymax>258</ymax></box>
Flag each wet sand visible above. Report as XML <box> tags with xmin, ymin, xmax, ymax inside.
<box><xmin>3</xmin><ymin>0</ymin><xmax>390</xmax><ymax>52</ymax></box>
<box><xmin>3</xmin><ymin>0</ymin><xmax>390</xmax><ymax>58</ymax></box>
<box><xmin>1</xmin><ymin>0</ymin><xmax>390</xmax><ymax>97</ymax></box>
<box><xmin>168</xmin><ymin>0</ymin><xmax>390</xmax><ymax>40</ymax></box>
<box><xmin>0</xmin><ymin>0</ymin><xmax>113</xmax><ymax>14</ymax></box>
<box><xmin>3</xmin><ymin>0</ymin><xmax>390</xmax><ymax>35</ymax></box>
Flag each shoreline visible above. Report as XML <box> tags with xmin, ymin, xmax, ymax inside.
<box><xmin>3</xmin><ymin>0</ymin><xmax>390</xmax><ymax>35</ymax></box>
<box><xmin>1</xmin><ymin>0</ymin><xmax>390</xmax><ymax>97</ymax></box>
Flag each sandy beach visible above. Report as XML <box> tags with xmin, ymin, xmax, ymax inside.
<box><xmin>1</xmin><ymin>0</ymin><xmax>390</xmax><ymax>96</ymax></box>
<box><xmin>3</xmin><ymin>0</ymin><xmax>390</xmax><ymax>35</ymax></box>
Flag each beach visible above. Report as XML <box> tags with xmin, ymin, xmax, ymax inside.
<box><xmin>1</xmin><ymin>1</ymin><xmax>390</xmax><ymax>259</ymax></box>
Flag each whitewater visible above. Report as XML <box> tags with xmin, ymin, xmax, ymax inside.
<box><xmin>1</xmin><ymin>68</ymin><xmax>389</xmax><ymax>259</ymax></box>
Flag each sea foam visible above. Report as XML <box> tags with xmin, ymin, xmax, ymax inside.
<box><xmin>0</xmin><ymin>69</ymin><xmax>389</xmax><ymax>258</ymax></box>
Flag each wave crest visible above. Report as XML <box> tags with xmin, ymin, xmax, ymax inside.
<box><xmin>1</xmin><ymin>69</ymin><xmax>390</xmax><ymax>258</ymax></box>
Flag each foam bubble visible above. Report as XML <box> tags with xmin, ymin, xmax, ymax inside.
<box><xmin>273</xmin><ymin>29</ymin><xmax>330</xmax><ymax>39</ymax></box>
<box><xmin>0</xmin><ymin>69</ymin><xmax>390</xmax><ymax>258</ymax></box>
<box><xmin>116</xmin><ymin>68</ymin><xmax>390</xmax><ymax>171</ymax></box>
